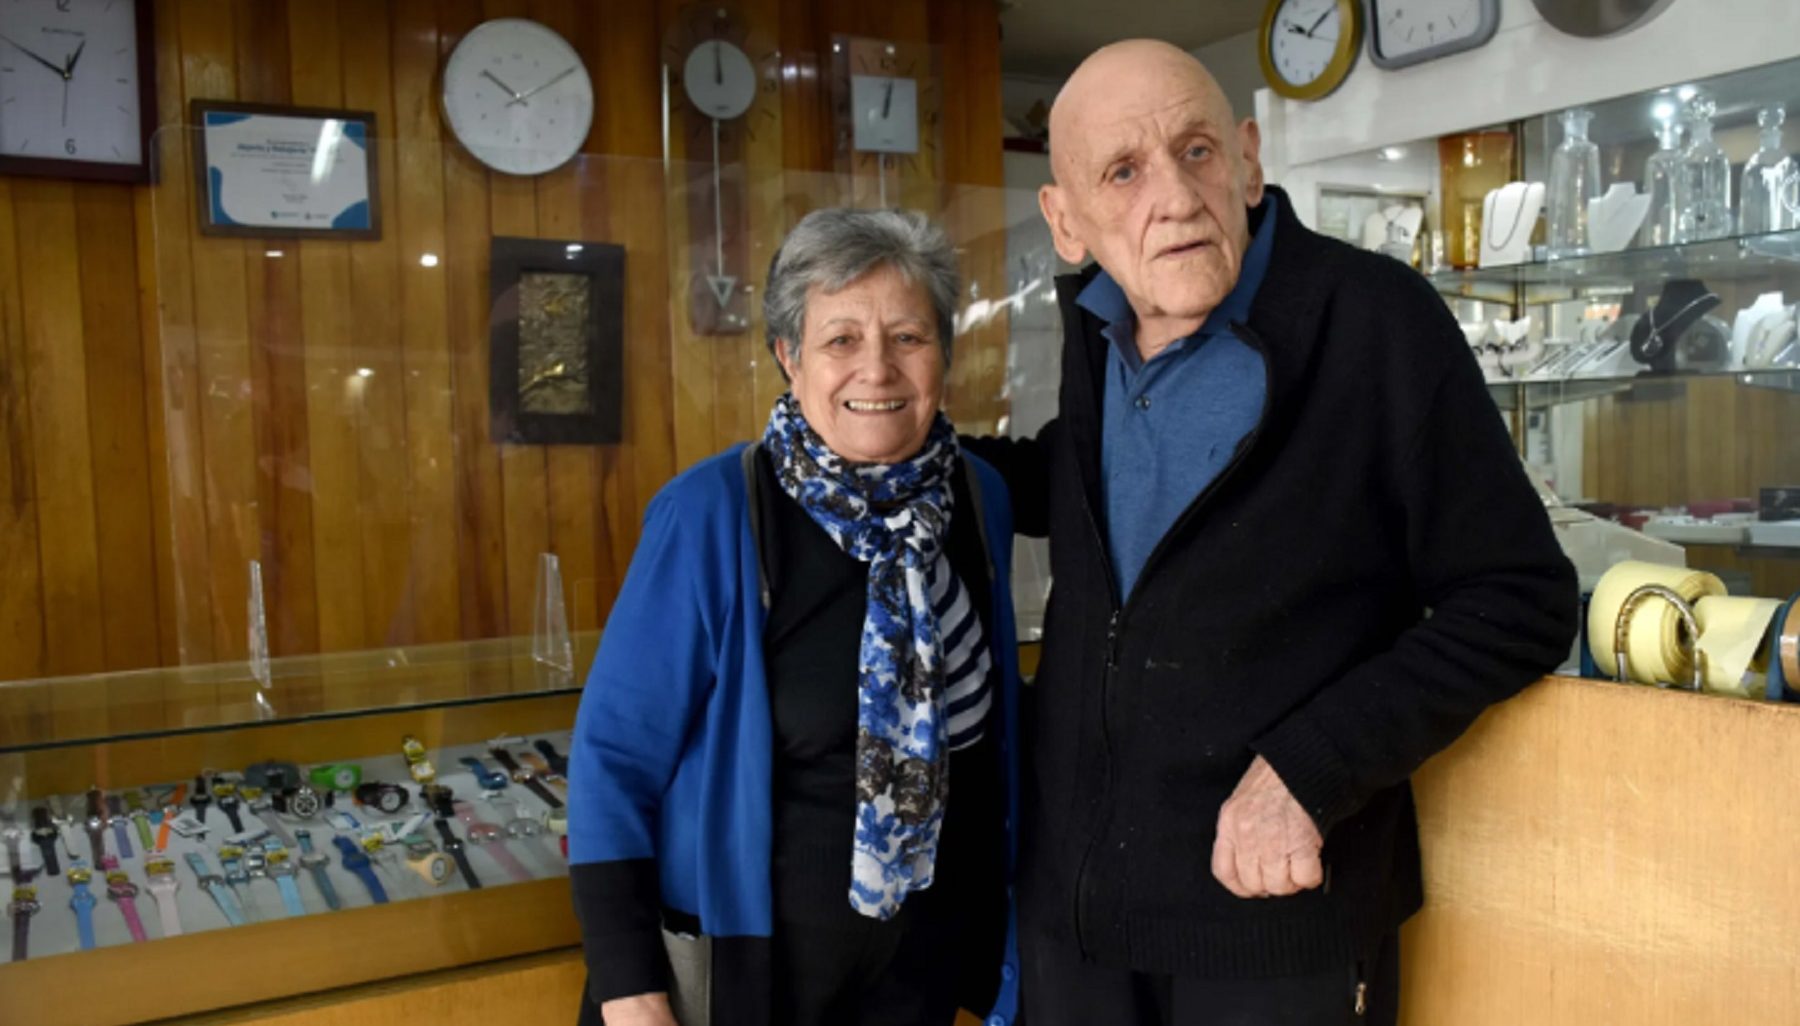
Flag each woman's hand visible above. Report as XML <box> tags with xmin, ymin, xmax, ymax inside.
<box><xmin>601</xmin><ymin>992</ymin><xmax>679</xmax><ymax>1026</ymax></box>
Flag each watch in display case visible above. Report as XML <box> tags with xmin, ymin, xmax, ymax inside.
<box><xmin>401</xmin><ymin>735</ymin><xmax>437</xmax><ymax>785</ymax></box>
<box><xmin>432</xmin><ymin>817</ymin><xmax>482</xmax><ymax>891</ymax></box>
<box><xmin>404</xmin><ymin>836</ymin><xmax>452</xmax><ymax>888</ymax></box>
<box><xmin>293</xmin><ymin>830</ymin><xmax>342</xmax><ymax>912</ymax></box>
<box><xmin>331</xmin><ymin>835</ymin><xmax>388</xmax><ymax>905</ymax></box>
<box><xmin>532</xmin><ymin>739</ymin><xmax>570</xmax><ymax>778</ymax></box>
<box><xmin>354</xmin><ymin>781</ymin><xmax>412</xmax><ymax>815</ymax></box>
<box><xmin>262</xmin><ymin>846</ymin><xmax>306</xmax><ymax>918</ymax></box>
<box><xmin>182</xmin><ymin>851</ymin><xmax>245</xmax><ymax>927</ymax></box>
<box><xmin>214</xmin><ymin>780</ymin><xmax>247</xmax><ymax>834</ymax></box>
<box><xmin>459</xmin><ymin>756</ymin><xmax>510</xmax><ymax>792</ymax></box>
<box><xmin>28</xmin><ymin>808</ymin><xmax>60</xmax><ymax>876</ymax></box>
<box><xmin>2</xmin><ymin>825</ymin><xmax>29</xmax><ymax>884</ymax></box>
<box><xmin>489</xmin><ymin>748</ymin><xmax>563</xmax><ymax>810</ymax></box>
<box><xmin>65</xmin><ymin>861</ymin><xmax>97</xmax><ymax>951</ymax></box>
<box><xmin>453</xmin><ymin>801</ymin><xmax>533</xmax><ymax>883</ymax></box>
<box><xmin>517</xmin><ymin>752</ymin><xmax>567</xmax><ymax>795</ymax></box>
<box><xmin>272</xmin><ymin>784</ymin><xmax>323</xmax><ymax>820</ymax></box>
<box><xmin>82</xmin><ymin>788</ymin><xmax>107</xmax><ymax>866</ymax></box>
<box><xmin>217</xmin><ymin>846</ymin><xmax>263</xmax><ymax>923</ymax></box>
<box><xmin>309</xmin><ymin>763</ymin><xmax>363</xmax><ymax>793</ymax></box>
<box><xmin>188</xmin><ymin>774</ymin><xmax>213</xmax><ymax>821</ymax></box>
<box><xmin>143</xmin><ymin>857</ymin><xmax>182</xmax><ymax>938</ymax></box>
<box><xmin>100</xmin><ymin>857</ymin><xmax>146</xmax><ymax>943</ymax></box>
<box><xmin>103</xmin><ymin>796</ymin><xmax>134</xmax><ymax>859</ymax></box>
<box><xmin>8</xmin><ymin>885</ymin><xmax>39</xmax><ymax>962</ymax></box>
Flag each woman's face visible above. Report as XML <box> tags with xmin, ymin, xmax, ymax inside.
<box><xmin>777</xmin><ymin>263</ymin><xmax>946</xmax><ymax>464</ymax></box>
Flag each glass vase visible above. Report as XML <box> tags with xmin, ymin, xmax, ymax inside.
<box><xmin>1546</xmin><ymin>108</ymin><xmax>1602</xmax><ymax>259</ymax></box>
<box><xmin>1741</xmin><ymin>104</ymin><xmax>1797</xmax><ymax>234</ymax></box>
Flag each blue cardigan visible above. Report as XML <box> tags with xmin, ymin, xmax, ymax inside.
<box><xmin>568</xmin><ymin>444</ymin><xmax>1022</xmax><ymax>1023</ymax></box>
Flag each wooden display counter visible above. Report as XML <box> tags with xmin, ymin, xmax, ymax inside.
<box><xmin>57</xmin><ymin>674</ymin><xmax>1796</xmax><ymax>1024</ymax></box>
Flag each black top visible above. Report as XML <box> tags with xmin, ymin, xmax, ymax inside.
<box><xmin>966</xmin><ymin>183</ymin><xmax>1580</xmax><ymax>978</ymax></box>
<box><xmin>757</xmin><ymin>446</ymin><xmax>1005</xmax><ymax>933</ymax></box>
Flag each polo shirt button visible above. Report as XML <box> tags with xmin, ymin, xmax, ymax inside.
<box><xmin>1001</xmin><ymin>963</ymin><xmax>1017</xmax><ymax>981</ymax></box>
<box><xmin>1134</xmin><ymin>395</ymin><xmax>1152</xmax><ymax>411</ymax></box>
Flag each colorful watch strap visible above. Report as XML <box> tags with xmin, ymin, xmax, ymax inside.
<box><xmin>455</xmin><ymin>804</ymin><xmax>533</xmax><ymax>884</ymax></box>
<box><xmin>333</xmin><ymin>837</ymin><xmax>388</xmax><ymax>904</ymax></box>
<box><xmin>10</xmin><ymin>908</ymin><xmax>26</xmax><ymax>961</ymax></box>
<box><xmin>183</xmin><ymin>853</ymin><xmax>246</xmax><ymax>927</ymax></box>
<box><xmin>481</xmin><ymin>838</ymin><xmax>533</xmax><ymax>883</ymax></box>
<box><xmin>110</xmin><ymin>818</ymin><xmax>134</xmax><ymax>860</ymax></box>
<box><xmin>116</xmin><ymin>894</ymin><xmax>147</xmax><ymax>942</ymax></box>
<box><xmin>131</xmin><ymin>813</ymin><xmax>154</xmax><ymax>852</ymax></box>
<box><xmin>296</xmin><ymin>832</ymin><xmax>343</xmax><ymax>911</ymax></box>
<box><xmin>151</xmin><ymin>889</ymin><xmax>182</xmax><ymax>937</ymax></box>
<box><xmin>274</xmin><ymin>873</ymin><xmax>305</xmax><ymax>916</ymax></box>
<box><xmin>70</xmin><ymin>886</ymin><xmax>96</xmax><ymax>950</ymax></box>
<box><xmin>434</xmin><ymin>820</ymin><xmax>482</xmax><ymax>890</ymax></box>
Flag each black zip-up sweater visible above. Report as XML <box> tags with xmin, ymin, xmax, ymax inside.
<box><xmin>967</xmin><ymin>185</ymin><xmax>1579</xmax><ymax>979</ymax></box>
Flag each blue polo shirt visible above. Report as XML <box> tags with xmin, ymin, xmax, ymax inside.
<box><xmin>1079</xmin><ymin>195</ymin><xmax>1277</xmax><ymax>601</ymax></box>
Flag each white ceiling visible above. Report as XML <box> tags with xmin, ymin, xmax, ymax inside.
<box><xmin>999</xmin><ymin>0</ymin><xmax>1268</xmax><ymax>80</ymax></box>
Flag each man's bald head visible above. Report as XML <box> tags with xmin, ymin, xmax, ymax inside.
<box><xmin>1038</xmin><ymin>40</ymin><xmax>1265</xmax><ymax>356</ymax></box>
<box><xmin>1048</xmin><ymin>40</ymin><xmax>1236</xmax><ymax>183</ymax></box>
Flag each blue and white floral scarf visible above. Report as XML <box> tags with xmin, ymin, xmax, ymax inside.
<box><xmin>762</xmin><ymin>391</ymin><xmax>957</xmax><ymax>920</ymax></box>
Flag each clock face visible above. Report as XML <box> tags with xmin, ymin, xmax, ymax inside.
<box><xmin>0</xmin><ymin>0</ymin><xmax>145</xmax><ymax>169</ymax></box>
<box><xmin>1368</xmin><ymin>0</ymin><xmax>1498</xmax><ymax>67</ymax></box>
<box><xmin>850</xmin><ymin>75</ymin><xmax>918</xmax><ymax>154</ymax></box>
<box><xmin>682</xmin><ymin>39</ymin><xmax>755</xmax><ymax>121</ymax></box>
<box><xmin>441</xmin><ymin>18</ymin><xmax>594</xmax><ymax>176</ymax></box>
<box><xmin>1267</xmin><ymin>0</ymin><xmax>1347</xmax><ymax>88</ymax></box>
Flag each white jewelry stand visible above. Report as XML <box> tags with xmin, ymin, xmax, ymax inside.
<box><xmin>1732</xmin><ymin>291</ymin><xmax>1788</xmax><ymax>367</ymax></box>
<box><xmin>1479</xmin><ymin>182</ymin><xmax>1546</xmax><ymax>268</ymax></box>
<box><xmin>1361</xmin><ymin>205</ymin><xmax>1424</xmax><ymax>259</ymax></box>
<box><xmin>1586</xmin><ymin>184</ymin><xmax>1652</xmax><ymax>254</ymax></box>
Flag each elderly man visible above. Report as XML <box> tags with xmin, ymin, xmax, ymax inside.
<box><xmin>966</xmin><ymin>40</ymin><xmax>1578</xmax><ymax>1025</ymax></box>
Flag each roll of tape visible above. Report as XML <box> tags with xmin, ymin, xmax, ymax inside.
<box><xmin>1781</xmin><ymin>601</ymin><xmax>1800</xmax><ymax>688</ymax></box>
<box><xmin>1693</xmin><ymin>595</ymin><xmax>1784</xmax><ymax>697</ymax></box>
<box><xmin>1588</xmin><ymin>561</ymin><xmax>1726</xmax><ymax>685</ymax></box>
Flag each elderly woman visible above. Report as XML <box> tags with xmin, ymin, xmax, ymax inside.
<box><xmin>569</xmin><ymin>209</ymin><xmax>1022</xmax><ymax>1026</ymax></box>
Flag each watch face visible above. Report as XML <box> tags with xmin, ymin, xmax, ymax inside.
<box><xmin>0</xmin><ymin>0</ymin><xmax>146</xmax><ymax>168</ymax></box>
<box><xmin>289</xmin><ymin>787</ymin><xmax>322</xmax><ymax>819</ymax></box>
<box><xmin>682</xmin><ymin>39</ymin><xmax>756</xmax><ymax>120</ymax></box>
<box><xmin>414</xmin><ymin>852</ymin><xmax>452</xmax><ymax>885</ymax></box>
<box><xmin>441</xmin><ymin>18</ymin><xmax>595</xmax><ymax>176</ymax></box>
<box><xmin>372</xmin><ymin>786</ymin><xmax>406</xmax><ymax>814</ymax></box>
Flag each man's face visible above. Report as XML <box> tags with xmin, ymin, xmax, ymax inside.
<box><xmin>1040</xmin><ymin>72</ymin><xmax>1264</xmax><ymax>330</ymax></box>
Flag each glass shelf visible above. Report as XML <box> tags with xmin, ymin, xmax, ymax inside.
<box><xmin>1486</xmin><ymin>367</ymin><xmax>1800</xmax><ymax>410</ymax></box>
<box><xmin>1432</xmin><ymin>229</ymin><xmax>1800</xmax><ymax>301</ymax></box>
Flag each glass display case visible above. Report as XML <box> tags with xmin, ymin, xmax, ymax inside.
<box><xmin>0</xmin><ymin>632</ymin><xmax>595</xmax><ymax>1026</ymax></box>
<box><xmin>1302</xmin><ymin>56</ymin><xmax>1800</xmax><ymax>701</ymax></box>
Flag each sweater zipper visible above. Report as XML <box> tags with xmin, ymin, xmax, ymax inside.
<box><xmin>1069</xmin><ymin>318</ymin><xmax>1275</xmax><ymax>957</ymax></box>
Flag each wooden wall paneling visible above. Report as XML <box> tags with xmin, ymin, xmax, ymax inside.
<box><xmin>74</xmin><ymin>185</ymin><xmax>165</xmax><ymax>736</ymax></box>
<box><xmin>931</xmin><ymin>0</ymin><xmax>1006</xmax><ymax>433</ymax></box>
<box><xmin>0</xmin><ymin>179</ymin><xmax>50</xmax><ymax>738</ymax></box>
<box><xmin>289</xmin><ymin>2</ymin><xmax>373</xmax><ymax>691</ymax></box>
<box><xmin>481</xmin><ymin>11</ymin><xmax>552</xmax><ymax>676</ymax></box>
<box><xmin>527</xmin><ymin>0</ymin><xmax>603</xmax><ymax>636</ymax></box>
<box><xmin>234</xmin><ymin>11</ymin><xmax>323</xmax><ymax>666</ymax></box>
<box><xmin>743</xmin><ymin>0</ymin><xmax>788</xmax><ymax>423</ymax></box>
<box><xmin>392</xmin><ymin>0</ymin><xmax>464</xmax><ymax>650</ymax></box>
<box><xmin>14</xmin><ymin>180</ymin><xmax>106</xmax><ymax>743</ymax></box>
<box><xmin>575</xmin><ymin>0</ymin><xmax>670</xmax><ymax>588</ymax></box>
<box><xmin>179</xmin><ymin>1</ymin><xmax>261</xmax><ymax>666</ymax></box>
<box><xmin>660</xmin><ymin>2</ymin><xmax>721</xmax><ymax>476</ymax></box>
<box><xmin>341</xmin><ymin>0</ymin><xmax>418</xmax><ymax>650</ymax></box>
<box><xmin>439</xmin><ymin>1</ymin><xmax>510</xmax><ymax>651</ymax></box>
<box><xmin>145</xmin><ymin>0</ymin><xmax>217</xmax><ymax>682</ymax></box>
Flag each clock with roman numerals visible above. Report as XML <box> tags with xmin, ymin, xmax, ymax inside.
<box><xmin>0</xmin><ymin>0</ymin><xmax>156</xmax><ymax>183</ymax></box>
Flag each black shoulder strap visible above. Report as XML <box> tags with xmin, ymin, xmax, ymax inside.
<box><xmin>741</xmin><ymin>443</ymin><xmax>772</xmax><ymax>610</ymax></box>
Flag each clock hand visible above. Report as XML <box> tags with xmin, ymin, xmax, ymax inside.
<box><xmin>881</xmin><ymin>80</ymin><xmax>894</xmax><ymax>120</ymax></box>
<box><xmin>63</xmin><ymin>39</ymin><xmax>85</xmax><ymax>76</ymax></box>
<box><xmin>713</xmin><ymin>40</ymin><xmax>722</xmax><ymax>86</ymax></box>
<box><xmin>510</xmin><ymin>65</ymin><xmax>579</xmax><ymax>106</ymax></box>
<box><xmin>1305</xmin><ymin>6</ymin><xmax>1334</xmax><ymax>36</ymax></box>
<box><xmin>480</xmin><ymin>69</ymin><xmax>524</xmax><ymax>103</ymax></box>
<box><xmin>0</xmin><ymin>33</ymin><xmax>70</xmax><ymax>79</ymax></box>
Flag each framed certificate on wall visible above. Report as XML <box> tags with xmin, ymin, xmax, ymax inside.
<box><xmin>190</xmin><ymin>100</ymin><xmax>381</xmax><ymax>239</ymax></box>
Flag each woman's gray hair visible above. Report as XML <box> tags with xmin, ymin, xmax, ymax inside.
<box><xmin>763</xmin><ymin>208</ymin><xmax>959</xmax><ymax>368</ymax></box>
